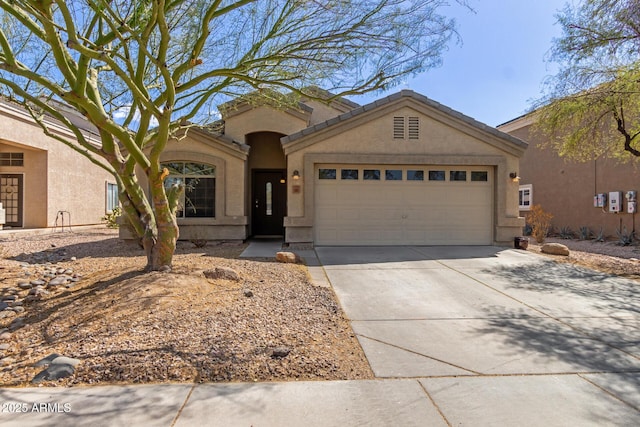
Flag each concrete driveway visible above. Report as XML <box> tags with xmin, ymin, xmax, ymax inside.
<box><xmin>316</xmin><ymin>245</ymin><xmax>640</xmax><ymax>426</ymax></box>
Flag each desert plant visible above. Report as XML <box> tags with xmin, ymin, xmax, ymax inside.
<box><xmin>522</xmin><ymin>224</ymin><xmax>533</xmax><ymax>236</ymax></box>
<box><xmin>616</xmin><ymin>226</ymin><xmax>635</xmax><ymax>246</ymax></box>
<box><xmin>101</xmin><ymin>207</ymin><xmax>122</xmax><ymax>229</ymax></box>
<box><xmin>527</xmin><ymin>205</ymin><xmax>554</xmax><ymax>243</ymax></box>
<box><xmin>593</xmin><ymin>227</ymin><xmax>606</xmax><ymax>242</ymax></box>
<box><xmin>579</xmin><ymin>226</ymin><xmax>592</xmax><ymax>240</ymax></box>
<box><xmin>559</xmin><ymin>226</ymin><xmax>575</xmax><ymax>239</ymax></box>
<box><xmin>190</xmin><ymin>239</ymin><xmax>208</xmax><ymax>248</ymax></box>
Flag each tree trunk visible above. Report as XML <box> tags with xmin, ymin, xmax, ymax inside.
<box><xmin>141</xmin><ymin>218</ymin><xmax>179</xmax><ymax>271</ymax></box>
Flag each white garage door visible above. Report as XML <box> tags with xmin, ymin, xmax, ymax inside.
<box><xmin>315</xmin><ymin>165</ymin><xmax>493</xmax><ymax>245</ymax></box>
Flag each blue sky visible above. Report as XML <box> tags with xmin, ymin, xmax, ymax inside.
<box><xmin>351</xmin><ymin>0</ymin><xmax>567</xmax><ymax>127</ymax></box>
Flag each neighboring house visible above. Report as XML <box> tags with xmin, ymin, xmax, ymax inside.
<box><xmin>129</xmin><ymin>90</ymin><xmax>527</xmax><ymax>246</ymax></box>
<box><xmin>499</xmin><ymin>115</ymin><xmax>640</xmax><ymax>239</ymax></box>
<box><xmin>0</xmin><ymin>100</ymin><xmax>116</xmax><ymax>230</ymax></box>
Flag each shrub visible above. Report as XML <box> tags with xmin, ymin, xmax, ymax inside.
<box><xmin>616</xmin><ymin>226</ymin><xmax>635</xmax><ymax>246</ymax></box>
<box><xmin>579</xmin><ymin>226</ymin><xmax>591</xmax><ymax>240</ymax></box>
<box><xmin>101</xmin><ymin>207</ymin><xmax>122</xmax><ymax>229</ymax></box>
<box><xmin>527</xmin><ymin>205</ymin><xmax>553</xmax><ymax>243</ymax></box>
<box><xmin>559</xmin><ymin>226</ymin><xmax>575</xmax><ymax>239</ymax></box>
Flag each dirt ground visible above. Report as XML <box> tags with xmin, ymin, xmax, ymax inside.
<box><xmin>0</xmin><ymin>229</ymin><xmax>638</xmax><ymax>387</ymax></box>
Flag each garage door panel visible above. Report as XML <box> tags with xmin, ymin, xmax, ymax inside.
<box><xmin>315</xmin><ymin>165</ymin><xmax>492</xmax><ymax>245</ymax></box>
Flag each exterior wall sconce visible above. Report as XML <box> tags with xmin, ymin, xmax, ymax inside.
<box><xmin>292</xmin><ymin>170</ymin><xmax>300</xmax><ymax>180</ymax></box>
<box><xmin>509</xmin><ymin>172</ymin><xmax>521</xmax><ymax>183</ymax></box>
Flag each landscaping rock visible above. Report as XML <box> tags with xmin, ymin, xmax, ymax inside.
<box><xmin>541</xmin><ymin>243</ymin><xmax>570</xmax><ymax>256</ymax></box>
<box><xmin>276</xmin><ymin>251</ymin><xmax>300</xmax><ymax>263</ymax></box>
<box><xmin>243</xmin><ymin>289</ymin><xmax>254</xmax><ymax>298</ymax></box>
<box><xmin>203</xmin><ymin>267</ymin><xmax>240</xmax><ymax>281</ymax></box>
<box><xmin>271</xmin><ymin>346</ymin><xmax>292</xmax><ymax>359</ymax></box>
<box><xmin>32</xmin><ymin>364</ymin><xmax>75</xmax><ymax>383</ymax></box>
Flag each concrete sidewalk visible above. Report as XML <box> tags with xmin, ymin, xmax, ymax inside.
<box><xmin>0</xmin><ymin>245</ymin><xmax>638</xmax><ymax>426</ymax></box>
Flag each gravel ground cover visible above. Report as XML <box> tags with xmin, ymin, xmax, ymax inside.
<box><xmin>0</xmin><ymin>229</ymin><xmax>372</xmax><ymax>387</ymax></box>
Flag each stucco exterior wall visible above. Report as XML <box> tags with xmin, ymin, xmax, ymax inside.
<box><xmin>0</xmin><ymin>102</ymin><xmax>113</xmax><ymax>229</ymax></box>
<box><xmin>501</xmin><ymin>118</ymin><xmax>640</xmax><ymax>239</ymax></box>
<box><xmin>125</xmin><ymin>132</ymin><xmax>249</xmax><ymax>241</ymax></box>
<box><xmin>283</xmin><ymin>98</ymin><xmax>525</xmax><ymax>245</ymax></box>
<box><xmin>223</xmin><ymin>106</ymin><xmax>309</xmax><ymax>142</ymax></box>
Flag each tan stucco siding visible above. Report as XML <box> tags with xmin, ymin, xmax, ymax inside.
<box><xmin>224</xmin><ymin>106</ymin><xmax>308</xmax><ymax>142</ymax></box>
<box><xmin>504</xmin><ymin>120</ymin><xmax>640</xmax><ymax>239</ymax></box>
<box><xmin>283</xmin><ymin>100</ymin><xmax>525</xmax><ymax>245</ymax></box>
<box><xmin>0</xmin><ymin>107</ymin><xmax>113</xmax><ymax>228</ymax></box>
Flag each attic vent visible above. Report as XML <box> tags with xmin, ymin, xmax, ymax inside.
<box><xmin>408</xmin><ymin>117</ymin><xmax>419</xmax><ymax>140</ymax></box>
<box><xmin>393</xmin><ymin>117</ymin><xmax>405</xmax><ymax>139</ymax></box>
<box><xmin>393</xmin><ymin>116</ymin><xmax>419</xmax><ymax>140</ymax></box>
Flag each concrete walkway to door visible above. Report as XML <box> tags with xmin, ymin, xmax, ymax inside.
<box><xmin>315</xmin><ymin>245</ymin><xmax>640</xmax><ymax>426</ymax></box>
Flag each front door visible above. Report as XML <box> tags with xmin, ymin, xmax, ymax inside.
<box><xmin>252</xmin><ymin>170</ymin><xmax>286</xmax><ymax>236</ymax></box>
<box><xmin>0</xmin><ymin>174</ymin><xmax>23</xmax><ymax>227</ymax></box>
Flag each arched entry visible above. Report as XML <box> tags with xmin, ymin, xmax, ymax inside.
<box><xmin>246</xmin><ymin>132</ymin><xmax>287</xmax><ymax>236</ymax></box>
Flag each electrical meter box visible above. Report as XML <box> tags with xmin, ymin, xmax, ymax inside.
<box><xmin>626</xmin><ymin>191</ymin><xmax>637</xmax><ymax>214</ymax></box>
<box><xmin>609</xmin><ymin>191</ymin><xmax>623</xmax><ymax>213</ymax></box>
<box><xmin>593</xmin><ymin>193</ymin><xmax>607</xmax><ymax>208</ymax></box>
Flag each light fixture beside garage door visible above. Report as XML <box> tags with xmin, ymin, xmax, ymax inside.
<box><xmin>509</xmin><ymin>172</ymin><xmax>521</xmax><ymax>183</ymax></box>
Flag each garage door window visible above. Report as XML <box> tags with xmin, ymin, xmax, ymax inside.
<box><xmin>407</xmin><ymin>170</ymin><xmax>424</xmax><ymax>181</ymax></box>
<box><xmin>363</xmin><ymin>169</ymin><xmax>381</xmax><ymax>180</ymax></box>
<box><xmin>450</xmin><ymin>171</ymin><xmax>467</xmax><ymax>181</ymax></box>
<box><xmin>471</xmin><ymin>171</ymin><xmax>488</xmax><ymax>182</ymax></box>
<box><xmin>385</xmin><ymin>170</ymin><xmax>402</xmax><ymax>180</ymax></box>
<box><xmin>319</xmin><ymin>169</ymin><xmax>337</xmax><ymax>179</ymax></box>
<box><xmin>429</xmin><ymin>170</ymin><xmax>445</xmax><ymax>181</ymax></box>
<box><xmin>341</xmin><ymin>169</ymin><xmax>359</xmax><ymax>180</ymax></box>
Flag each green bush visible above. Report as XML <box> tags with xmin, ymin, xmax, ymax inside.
<box><xmin>101</xmin><ymin>207</ymin><xmax>122</xmax><ymax>229</ymax></box>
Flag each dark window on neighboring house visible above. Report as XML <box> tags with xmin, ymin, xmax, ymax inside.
<box><xmin>0</xmin><ymin>153</ymin><xmax>24</xmax><ymax>166</ymax></box>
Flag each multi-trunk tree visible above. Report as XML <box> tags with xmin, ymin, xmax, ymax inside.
<box><xmin>0</xmin><ymin>0</ymin><xmax>465</xmax><ymax>270</ymax></box>
<box><xmin>535</xmin><ymin>0</ymin><xmax>640</xmax><ymax>161</ymax></box>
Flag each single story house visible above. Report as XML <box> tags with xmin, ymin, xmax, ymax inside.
<box><xmin>136</xmin><ymin>90</ymin><xmax>527</xmax><ymax>246</ymax></box>
<box><xmin>498</xmin><ymin>115</ymin><xmax>640</xmax><ymax>239</ymax></box>
<box><xmin>0</xmin><ymin>100</ymin><xmax>116</xmax><ymax>230</ymax></box>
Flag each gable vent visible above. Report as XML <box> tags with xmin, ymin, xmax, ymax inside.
<box><xmin>393</xmin><ymin>116</ymin><xmax>405</xmax><ymax>139</ymax></box>
<box><xmin>408</xmin><ymin>116</ymin><xmax>419</xmax><ymax>139</ymax></box>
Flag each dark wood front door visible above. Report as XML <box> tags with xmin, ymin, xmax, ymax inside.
<box><xmin>252</xmin><ymin>170</ymin><xmax>286</xmax><ymax>236</ymax></box>
<box><xmin>0</xmin><ymin>174</ymin><xmax>23</xmax><ymax>227</ymax></box>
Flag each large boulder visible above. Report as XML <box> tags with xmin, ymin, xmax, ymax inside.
<box><xmin>276</xmin><ymin>252</ymin><xmax>301</xmax><ymax>263</ymax></box>
<box><xmin>541</xmin><ymin>243</ymin><xmax>570</xmax><ymax>256</ymax></box>
<box><xmin>203</xmin><ymin>267</ymin><xmax>240</xmax><ymax>281</ymax></box>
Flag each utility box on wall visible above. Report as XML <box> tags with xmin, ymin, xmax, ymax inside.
<box><xmin>626</xmin><ymin>191</ymin><xmax>637</xmax><ymax>214</ymax></box>
<box><xmin>593</xmin><ymin>193</ymin><xmax>607</xmax><ymax>208</ymax></box>
<box><xmin>609</xmin><ymin>191</ymin><xmax>623</xmax><ymax>213</ymax></box>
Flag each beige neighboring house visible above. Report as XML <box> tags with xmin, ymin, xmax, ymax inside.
<box><xmin>499</xmin><ymin>114</ymin><xmax>640</xmax><ymax>239</ymax></box>
<box><xmin>133</xmin><ymin>90</ymin><xmax>527</xmax><ymax>246</ymax></box>
<box><xmin>0</xmin><ymin>100</ymin><xmax>116</xmax><ymax>230</ymax></box>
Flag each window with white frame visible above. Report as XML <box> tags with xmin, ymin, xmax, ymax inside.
<box><xmin>106</xmin><ymin>182</ymin><xmax>119</xmax><ymax>213</ymax></box>
<box><xmin>519</xmin><ymin>184</ymin><xmax>533</xmax><ymax>210</ymax></box>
